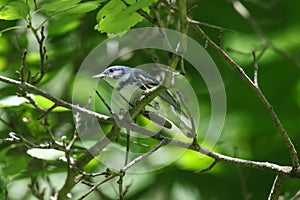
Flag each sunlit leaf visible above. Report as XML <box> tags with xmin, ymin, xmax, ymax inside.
<box><xmin>96</xmin><ymin>0</ymin><xmax>156</xmax><ymax>33</ymax></box>
<box><xmin>40</xmin><ymin>0</ymin><xmax>81</xmax><ymax>12</ymax></box>
<box><xmin>175</xmin><ymin>149</ymin><xmax>221</xmax><ymax>173</ymax></box>
<box><xmin>0</xmin><ymin>95</ymin><xmax>28</xmax><ymax>107</ymax></box>
<box><xmin>0</xmin><ymin>1</ymin><xmax>29</xmax><ymax>20</ymax></box>
<box><xmin>63</xmin><ymin>1</ymin><xmax>102</xmax><ymax>15</ymax></box>
<box><xmin>27</xmin><ymin>148</ymin><xmax>65</xmax><ymax>161</ymax></box>
<box><xmin>33</xmin><ymin>95</ymin><xmax>69</xmax><ymax>112</ymax></box>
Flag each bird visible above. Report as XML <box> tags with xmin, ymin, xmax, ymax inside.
<box><xmin>93</xmin><ymin>65</ymin><xmax>182</xmax><ymax>114</ymax></box>
<box><xmin>93</xmin><ymin>65</ymin><xmax>194</xmax><ymax>137</ymax></box>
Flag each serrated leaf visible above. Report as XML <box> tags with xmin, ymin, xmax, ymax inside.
<box><xmin>27</xmin><ymin>148</ymin><xmax>65</xmax><ymax>161</ymax></box>
<box><xmin>0</xmin><ymin>1</ymin><xmax>29</xmax><ymax>20</ymax></box>
<box><xmin>96</xmin><ymin>0</ymin><xmax>156</xmax><ymax>33</ymax></box>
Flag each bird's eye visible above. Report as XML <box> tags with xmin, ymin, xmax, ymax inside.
<box><xmin>109</xmin><ymin>69</ymin><xmax>113</xmax><ymax>73</ymax></box>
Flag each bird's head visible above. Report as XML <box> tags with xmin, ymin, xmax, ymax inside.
<box><xmin>93</xmin><ymin>65</ymin><xmax>132</xmax><ymax>79</ymax></box>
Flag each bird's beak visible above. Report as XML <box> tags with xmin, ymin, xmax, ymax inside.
<box><xmin>93</xmin><ymin>73</ymin><xmax>105</xmax><ymax>78</ymax></box>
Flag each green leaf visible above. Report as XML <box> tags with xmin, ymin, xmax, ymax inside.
<box><xmin>175</xmin><ymin>149</ymin><xmax>221</xmax><ymax>173</ymax></box>
<box><xmin>48</xmin><ymin>16</ymin><xmax>81</xmax><ymax>36</ymax></box>
<box><xmin>2</xmin><ymin>157</ymin><xmax>27</xmax><ymax>176</ymax></box>
<box><xmin>96</xmin><ymin>0</ymin><xmax>156</xmax><ymax>33</ymax></box>
<box><xmin>0</xmin><ymin>1</ymin><xmax>29</xmax><ymax>20</ymax></box>
<box><xmin>0</xmin><ymin>95</ymin><xmax>28</xmax><ymax>107</ymax></box>
<box><xmin>40</xmin><ymin>0</ymin><xmax>81</xmax><ymax>12</ymax></box>
<box><xmin>0</xmin><ymin>94</ymin><xmax>68</xmax><ymax>111</ymax></box>
<box><xmin>27</xmin><ymin>148</ymin><xmax>65</xmax><ymax>161</ymax></box>
<box><xmin>33</xmin><ymin>95</ymin><xmax>69</xmax><ymax>112</ymax></box>
<box><xmin>63</xmin><ymin>1</ymin><xmax>102</xmax><ymax>15</ymax></box>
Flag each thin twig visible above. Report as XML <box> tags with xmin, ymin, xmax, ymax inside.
<box><xmin>291</xmin><ymin>190</ymin><xmax>300</xmax><ymax>200</ymax></box>
<box><xmin>176</xmin><ymin>91</ymin><xmax>196</xmax><ymax>139</ymax></box>
<box><xmin>121</xmin><ymin>139</ymin><xmax>166</xmax><ymax>172</ymax></box>
<box><xmin>78</xmin><ymin>175</ymin><xmax>117</xmax><ymax>200</ymax></box>
<box><xmin>190</xmin><ymin>19</ymin><xmax>299</xmax><ymax>168</ymax></box>
<box><xmin>187</xmin><ymin>18</ymin><xmax>234</xmax><ymax>32</ymax></box>
<box><xmin>125</xmin><ymin>129</ymin><xmax>130</xmax><ymax>166</ymax></box>
<box><xmin>32</xmin><ymin>27</ymin><xmax>47</xmax><ymax>84</ymax></box>
<box><xmin>232</xmin><ymin>0</ymin><xmax>300</xmax><ymax>66</ymax></box>
<box><xmin>0</xmin><ymin>75</ymin><xmax>110</xmax><ymax>122</ymax></box>
<box><xmin>160</xmin><ymin>0</ymin><xmax>178</xmax><ymax>11</ymax></box>
<box><xmin>37</xmin><ymin>103</ymin><xmax>57</xmax><ymax>120</ymax></box>
<box><xmin>267</xmin><ymin>174</ymin><xmax>287</xmax><ymax>200</ymax></box>
<box><xmin>217</xmin><ymin>29</ymin><xmax>224</xmax><ymax>47</ymax></box>
<box><xmin>118</xmin><ymin>175</ymin><xmax>124</xmax><ymax>200</ymax></box>
<box><xmin>66</xmin><ymin>130</ymin><xmax>79</xmax><ymax>151</ymax></box>
<box><xmin>19</xmin><ymin>49</ymin><xmax>27</xmax><ymax>83</ymax></box>
<box><xmin>252</xmin><ymin>51</ymin><xmax>259</xmax><ymax>87</ymax></box>
<box><xmin>196</xmin><ymin>160</ymin><xmax>218</xmax><ymax>174</ymax></box>
<box><xmin>94</xmin><ymin>89</ymin><xmax>113</xmax><ymax>115</ymax></box>
<box><xmin>33</xmin><ymin>0</ymin><xmax>37</xmax><ymax>10</ymax></box>
<box><xmin>234</xmin><ymin>147</ymin><xmax>251</xmax><ymax>200</ymax></box>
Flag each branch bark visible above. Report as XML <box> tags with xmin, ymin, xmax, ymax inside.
<box><xmin>0</xmin><ymin>75</ymin><xmax>110</xmax><ymax>122</ymax></box>
<box><xmin>268</xmin><ymin>174</ymin><xmax>287</xmax><ymax>200</ymax></box>
<box><xmin>190</xmin><ymin>21</ymin><xmax>299</xmax><ymax>168</ymax></box>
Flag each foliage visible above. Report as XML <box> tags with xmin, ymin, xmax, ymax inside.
<box><xmin>0</xmin><ymin>0</ymin><xmax>300</xmax><ymax>200</ymax></box>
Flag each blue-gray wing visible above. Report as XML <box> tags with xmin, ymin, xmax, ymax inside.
<box><xmin>116</xmin><ymin>68</ymin><xmax>159</xmax><ymax>91</ymax></box>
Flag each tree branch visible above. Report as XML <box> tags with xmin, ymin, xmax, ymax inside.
<box><xmin>0</xmin><ymin>75</ymin><xmax>110</xmax><ymax>122</ymax></box>
<box><xmin>190</xmin><ymin>20</ymin><xmax>299</xmax><ymax>168</ymax></box>
<box><xmin>267</xmin><ymin>174</ymin><xmax>287</xmax><ymax>200</ymax></box>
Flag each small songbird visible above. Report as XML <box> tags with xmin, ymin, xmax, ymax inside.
<box><xmin>93</xmin><ymin>65</ymin><xmax>182</xmax><ymax>114</ymax></box>
<box><xmin>93</xmin><ymin>65</ymin><xmax>194</xmax><ymax>137</ymax></box>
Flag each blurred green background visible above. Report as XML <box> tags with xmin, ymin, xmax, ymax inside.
<box><xmin>1</xmin><ymin>0</ymin><xmax>300</xmax><ymax>199</ymax></box>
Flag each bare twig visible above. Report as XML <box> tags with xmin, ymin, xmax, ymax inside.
<box><xmin>94</xmin><ymin>89</ymin><xmax>113</xmax><ymax>115</ymax></box>
<box><xmin>160</xmin><ymin>0</ymin><xmax>178</xmax><ymax>11</ymax></box>
<box><xmin>0</xmin><ymin>75</ymin><xmax>110</xmax><ymax>122</ymax></box>
<box><xmin>121</xmin><ymin>139</ymin><xmax>166</xmax><ymax>172</ymax></box>
<box><xmin>0</xmin><ymin>132</ymin><xmax>21</xmax><ymax>145</ymax></box>
<box><xmin>267</xmin><ymin>174</ymin><xmax>287</xmax><ymax>200</ymax></box>
<box><xmin>234</xmin><ymin>147</ymin><xmax>251</xmax><ymax>200</ymax></box>
<box><xmin>19</xmin><ymin>49</ymin><xmax>27</xmax><ymax>83</ymax></box>
<box><xmin>113</xmin><ymin>120</ymin><xmax>299</xmax><ymax>177</ymax></box>
<box><xmin>176</xmin><ymin>91</ymin><xmax>196</xmax><ymax>139</ymax></box>
<box><xmin>37</xmin><ymin>103</ymin><xmax>57</xmax><ymax>120</ymax></box>
<box><xmin>187</xmin><ymin>18</ymin><xmax>234</xmax><ymax>32</ymax></box>
<box><xmin>118</xmin><ymin>174</ymin><xmax>125</xmax><ymax>200</ymax></box>
<box><xmin>32</xmin><ymin>27</ymin><xmax>47</xmax><ymax>84</ymax></box>
<box><xmin>66</xmin><ymin>129</ymin><xmax>79</xmax><ymax>151</ymax></box>
<box><xmin>230</xmin><ymin>0</ymin><xmax>299</xmax><ymax>168</ymax></box>
<box><xmin>196</xmin><ymin>160</ymin><xmax>218</xmax><ymax>174</ymax></box>
<box><xmin>252</xmin><ymin>51</ymin><xmax>259</xmax><ymax>87</ymax></box>
<box><xmin>190</xmin><ymin>20</ymin><xmax>299</xmax><ymax>168</ymax></box>
<box><xmin>125</xmin><ymin>129</ymin><xmax>130</xmax><ymax>166</ymax></box>
<box><xmin>217</xmin><ymin>29</ymin><xmax>224</xmax><ymax>47</ymax></box>
<box><xmin>291</xmin><ymin>190</ymin><xmax>300</xmax><ymax>200</ymax></box>
<box><xmin>78</xmin><ymin>175</ymin><xmax>117</xmax><ymax>200</ymax></box>
<box><xmin>33</xmin><ymin>0</ymin><xmax>37</xmax><ymax>10</ymax></box>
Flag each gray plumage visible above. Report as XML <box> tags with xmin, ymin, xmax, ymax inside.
<box><xmin>93</xmin><ymin>65</ymin><xmax>180</xmax><ymax>111</ymax></box>
<box><xmin>94</xmin><ymin>65</ymin><xmax>194</xmax><ymax>137</ymax></box>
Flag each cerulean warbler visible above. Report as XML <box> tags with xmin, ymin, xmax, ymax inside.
<box><xmin>93</xmin><ymin>65</ymin><xmax>194</xmax><ymax>137</ymax></box>
<box><xmin>95</xmin><ymin>65</ymin><xmax>187</xmax><ymax>112</ymax></box>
